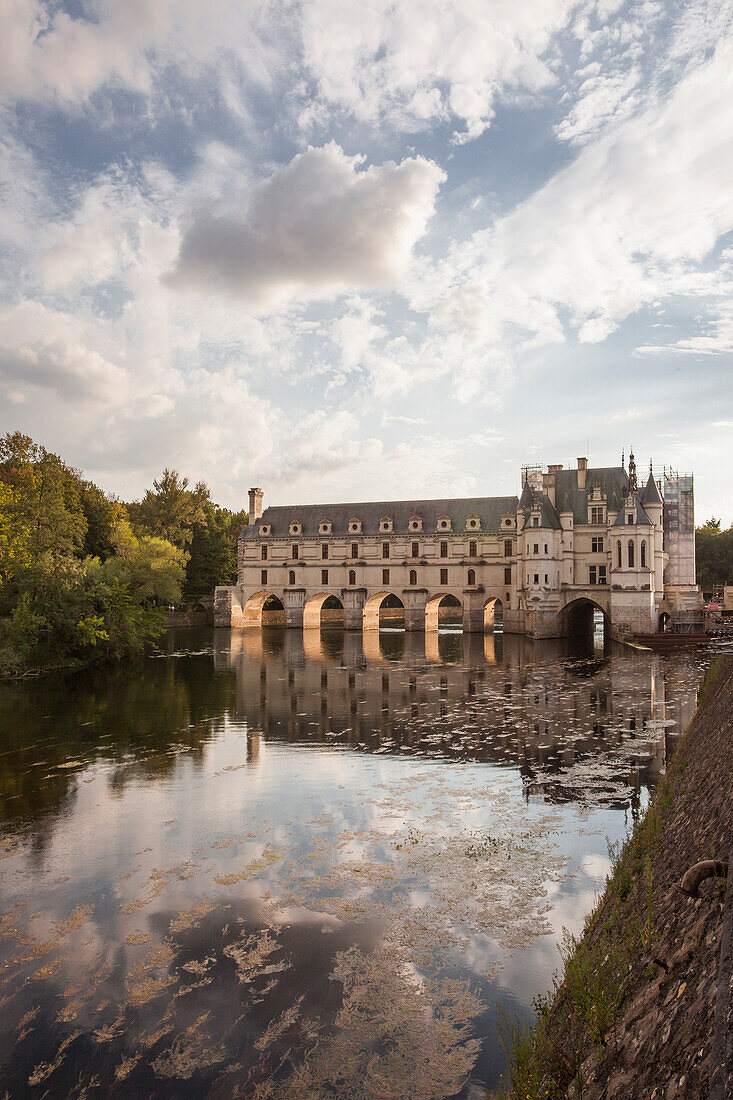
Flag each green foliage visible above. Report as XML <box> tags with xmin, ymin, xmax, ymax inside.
<box><xmin>105</xmin><ymin>518</ymin><xmax>187</xmax><ymax>605</ymax></box>
<box><xmin>0</xmin><ymin>431</ymin><xmax>87</xmax><ymax>560</ymax></box>
<box><xmin>136</xmin><ymin>468</ymin><xmax>210</xmax><ymax>547</ymax></box>
<box><xmin>183</xmin><ymin>503</ymin><xmax>247</xmax><ymax>597</ymax></box>
<box><xmin>78</xmin><ymin>479</ymin><xmax>120</xmax><ymax>560</ymax></box>
<box><xmin>695</xmin><ymin>518</ymin><xmax>733</xmax><ymax>588</ymax></box>
<box><xmin>0</xmin><ymin>433</ymin><xmax>187</xmax><ymax>674</ymax></box>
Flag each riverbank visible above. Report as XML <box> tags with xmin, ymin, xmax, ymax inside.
<box><xmin>497</xmin><ymin>655</ymin><xmax>732</xmax><ymax>1098</ymax></box>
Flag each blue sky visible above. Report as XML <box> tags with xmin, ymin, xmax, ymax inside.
<box><xmin>1</xmin><ymin>0</ymin><xmax>732</xmax><ymax>522</ymax></box>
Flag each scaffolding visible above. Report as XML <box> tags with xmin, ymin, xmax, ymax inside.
<box><xmin>663</xmin><ymin>471</ymin><xmax>696</xmax><ymax>587</ymax></box>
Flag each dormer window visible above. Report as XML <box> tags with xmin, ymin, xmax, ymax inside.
<box><xmin>348</xmin><ymin>518</ymin><xmax>361</xmax><ymax>533</ymax></box>
<box><xmin>289</xmin><ymin>521</ymin><xmax>302</xmax><ymax>535</ymax></box>
<box><xmin>379</xmin><ymin>517</ymin><xmax>393</xmax><ymax>532</ymax></box>
<box><xmin>259</xmin><ymin>524</ymin><xmax>271</xmax><ymax>536</ymax></box>
<box><xmin>437</xmin><ymin>515</ymin><xmax>451</xmax><ymax>531</ymax></box>
<box><xmin>589</xmin><ymin>505</ymin><xmax>605</xmax><ymax>524</ymax></box>
<box><xmin>465</xmin><ymin>514</ymin><xmax>480</xmax><ymax>531</ymax></box>
<box><xmin>319</xmin><ymin>520</ymin><xmax>332</xmax><ymax>535</ymax></box>
<box><xmin>503</xmin><ymin>516</ymin><xmax>515</xmax><ymax>528</ymax></box>
<box><xmin>408</xmin><ymin>516</ymin><xmax>422</xmax><ymax>532</ymax></box>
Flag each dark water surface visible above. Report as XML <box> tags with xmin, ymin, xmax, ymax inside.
<box><xmin>0</xmin><ymin>628</ymin><xmax>707</xmax><ymax>1098</ymax></box>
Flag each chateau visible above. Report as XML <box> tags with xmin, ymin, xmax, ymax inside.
<box><xmin>215</xmin><ymin>453</ymin><xmax>702</xmax><ymax>641</ymax></box>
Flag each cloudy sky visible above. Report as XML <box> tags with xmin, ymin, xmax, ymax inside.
<box><xmin>1</xmin><ymin>0</ymin><xmax>732</xmax><ymax>521</ymax></box>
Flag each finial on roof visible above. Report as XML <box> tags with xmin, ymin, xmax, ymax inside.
<box><xmin>621</xmin><ymin>447</ymin><xmax>625</xmax><ymax>467</ymax></box>
<box><xmin>628</xmin><ymin>446</ymin><xmax>637</xmax><ymax>492</ymax></box>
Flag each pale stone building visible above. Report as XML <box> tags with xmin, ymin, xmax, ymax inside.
<box><xmin>215</xmin><ymin>452</ymin><xmax>702</xmax><ymax>640</ymax></box>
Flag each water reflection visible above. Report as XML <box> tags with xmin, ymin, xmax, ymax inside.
<box><xmin>218</xmin><ymin>628</ymin><xmax>700</xmax><ymax>807</ymax></box>
<box><xmin>0</xmin><ymin>629</ymin><xmax>707</xmax><ymax>1098</ymax></box>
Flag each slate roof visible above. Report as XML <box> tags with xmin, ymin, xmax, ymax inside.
<box><xmin>613</xmin><ymin>497</ymin><xmax>653</xmax><ymax>526</ymax></box>
<box><xmin>241</xmin><ymin>495</ymin><xmax>519</xmax><ymax>538</ymax></box>
<box><xmin>554</xmin><ymin>466</ymin><xmax>629</xmax><ymax>522</ymax></box>
<box><xmin>640</xmin><ymin>470</ymin><xmax>663</xmax><ymax>506</ymax></box>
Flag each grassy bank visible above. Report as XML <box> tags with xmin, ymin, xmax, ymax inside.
<box><xmin>492</xmin><ymin>655</ymin><xmax>732</xmax><ymax>1099</ymax></box>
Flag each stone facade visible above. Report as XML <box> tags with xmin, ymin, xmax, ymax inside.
<box><xmin>215</xmin><ymin>454</ymin><xmax>703</xmax><ymax>640</ymax></box>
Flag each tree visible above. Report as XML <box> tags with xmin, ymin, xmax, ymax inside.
<box><xmin>105</xmin><ymin>518</ymin><xmax>187</xmax><ymax>605</ymax></box>
<box><xmin>77</xmin><ymin>480</ymin><xmax>120</xmax><ymax>560</ymax></box>
<box><xmin>136</xmin><ymin>468</ymin><xmax>210</xmax><ymax>547</ymax></box>
<box><xmin>184</xmin><ymin>503</ymin><xmax>247</xmax><ymax>597</ymax></box>
<box><xmin>0</xmin><ymin>431</ymin><xmax>87</xmax><ymax>559</ymax></box>
<box><xmin>695</xmin><ymin>519</ymin><xmax>733</xmax><ymax>589</ymax></box>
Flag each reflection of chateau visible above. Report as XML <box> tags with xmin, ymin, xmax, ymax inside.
<box><xmin>216</xmin><ymin>453</ymin><xmax>702</xmax><ymax>640</ymax></box>
<box><xmin>214</xmin><ymin>629</ymin><xmax>700</xmax><ymax>806</ymax></box>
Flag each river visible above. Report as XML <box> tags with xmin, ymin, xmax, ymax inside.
<box><xmin>0</xmin><ymin>627</ymin><xmax>708</xmax><ymax>1098</ymax></box>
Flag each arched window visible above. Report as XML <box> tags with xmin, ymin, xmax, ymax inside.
<box><xmin>617</xmin><ymin>540</ymin><xmax>622</xmax><ymax>568</ymax></box>
<box><xmin>349</xmin><ymin>569</ymin><xmax>356</xmax><ymax>586</ymax></box>
<box><xmin>289</xmin><ymin>570</ymin><xmax>295</xmax><ymax>585</ymax></box>
<box><xmin>409</xmin><ymin>569</ymin><xmax>417</xmax><ymax>586</ymax></box>
<box><xmin>467</xmin><ymin>569</ymin><xmax>476</xmax><ymax>585</ymax></box>
<box><xmin>628</xmin><ymin>540</ymin><xmax>635</xmax><ymax>568</ymax></box>
<box><xmin>640</xmin><ymin>540</ymin><xmax>647</xmax><ymax>568</ymax></box>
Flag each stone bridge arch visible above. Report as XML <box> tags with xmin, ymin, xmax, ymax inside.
<box><xmin>558</xmin><ymin>596</ymin><xmax>610</xmax><ymax>640</ymax></box>
<box><xmin>363</xmin><ymin>591</ymin><xmax>405</xmax><ymax>631</ymax></box>
<box><xmin>424</xmin><ymin>591</ymin><xmax>463</xmax><ymax>632</ymax></box>
<box><xmin>303</xmin><ymin>592</ymin><xmax>344</xmax><ymax>630</ymax></box>
<box><xmin>242</xmin><ymin>591</ymin><xmax>285</xmax><ymax>627</ymax></box>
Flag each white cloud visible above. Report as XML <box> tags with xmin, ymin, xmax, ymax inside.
<box><xmin>299</xmin><ymin>0</ymin><xmax>579</xmax><ymax>140</ymax></box>
<box><xmin>168</xmin><ymin>143</ymin><xmax>445</xmax><ymax>308</ymax></box>
<box><xmin>417</xmin><ymin>34</ymin><xmax>733</xmax><ymax>355</ymax></box>
<box><xmin>0</xmin><ymin>0</ymin><xmax>283</xmax><ymax>107</ymax></box>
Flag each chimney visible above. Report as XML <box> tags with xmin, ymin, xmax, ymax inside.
<box><xmin>248</xmin><ymin>487</ymin><xmax>264</xmax><ymax>523</ymax></box>
<box><xmin>577</xmin><ymin>457</ymin><xmax>587</xmax><ymax>490</ymax></box>
<box><xmin>542</xmin><ymin>470</ymin><xmax>556</xmax><ymax>506</ymax></box>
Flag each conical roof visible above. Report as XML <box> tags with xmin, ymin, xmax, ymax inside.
<box><xmin>640</xmin><ymin>470</ymin><xmax>663</xmax><ymax>506</ymax></box>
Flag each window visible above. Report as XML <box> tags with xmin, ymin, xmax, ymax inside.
<box><xmin>382</xmin><ymin>542</ymin><xmax>390</xmax><ymax>559</ymax></box>
<box><xmin>260</xmin><ymin>544</ymin><xmax>268</xmax><ymax>560</ymax></box>
<box><xmin>411</xmin><ymin>541</ymin><xmax>419</xmax><ymax>558</ymax></box>
<box><xmin>321</xmin><ymin>543</ymin><xmax>328</xmax><ymax>559</ymax></box>
<box><xmin>289</xmin><ymin>570</ymin><xmax>295</xmax><ymax>585</ymax></box>
<box><xmin>544</xmin><ymin>544</ymin><xmax>548</xmax><ymax>554</ymax></box>
<box><xmin>440</xmin><ymin>541</ymin><xmax>448</xmax><ymax>558</ymax></box>
<box><xmin>291</xmin><ymin>544</ymin><xmax>299</xmax><ymax>559</ymax></box>
<box><xmin>545</xmin><ymin>574</ymin><xmax>548</xmax><ymax>584</ymax></box>
<box><xmin>533</xmin><ymin>543</ymin><xmax>539</xmax><ymax>554</ymax></box>
<box><xmin>467</xmin><ymin>569</ymin><xmax>476</xmax><ymax>585</ymax></box>
<box><xmin>261</xmin><ymin>569</ymin><xmax>267</xmax><ymax>584</ymax></box>
<box><xmin>504</xmin><ymin>566</ymin><xmax>511</xmax><ymax>585</ymax></box>
<box><xmin>627</xmin><ymin>513</ymin><xmax>634</xmax><ymax>525</ymax></box>
<box><xmin>469</xmin><ymin>540</ymin><xmax>477</xmax><ymax>558</ymax></box>
<box><xmin>589</xmin><ymin>565</ymin><xmax>597</xmax><ymax>585</ymax></box>
<box><xmin>349</xmin><ymin>570</ymin><xmax>356</xmax><ymax>586</ymax></box>
<box><xmin>409</xmin><ymin>569</ymin><xmax>417</xmax><ymax>585</ymax></box>
<box><xmin>628</xmin><ymin>540</ymin><xmax>634</xmax><ymax>568</ymax></box>
<box><xmin>351</xmin><ymin>543</ymin><xmax>358</xmax><ymax>558</ymax></box>
<box><xmin>590</xmin><ymin>506</ymin><xmax>604</xmax><ymax>524</ymax></box>
<box><xmin>617</xmin><ymin>540</ymin><xmax>622</xmax><ymax>568</ymax></box>
<box><xmin>440</xmin><ymin>568</ymin><xmax>448</xmax><ymax>585</ymax></box>
<box><xmin>599</xmin><ymin>565</ymin><xmax>607</xmax><ymax>584</ymax></box>
<box><xmin>640</xmin><ymin>540</ymin><xmax>647</xmax><ymax>568</ymax></box>
<box><xmin>321</xmin><ymin>568</ymin><xmax>328</xmax><ymax>584</ymax></box>
<box><xmin>592</xmin><ymin>536</ymin><xmax>604</xmax><ymax>553</ymax></box>
<box><xmin>504</xmin><ymin>539</ymin><xmax>512</xmax><ymax>557</ymax></box>
<box><xmin>382</xmin><ymin>568</ymin><xmax>390</xmax><ymax>584</ymax></box>
<box><xmin>532</xmin><ymin>517</ymin><xmax>539</xmax><ymax>527</ymax></box>
<box><xmin>533</xmin><ymin>573</ymin><xmax>539</xmax><ymax>584</ymax></box>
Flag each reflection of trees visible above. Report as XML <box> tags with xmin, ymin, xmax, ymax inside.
<box><xmin>0</xmin><ymin>640</ymin><xmax>235</xmax><ymax>835</ymax></box>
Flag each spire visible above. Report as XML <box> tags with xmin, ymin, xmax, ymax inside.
<box><xmin>628</xmin><ymin>447</ymin><xmax>637</xmax><ymax>492</ymax></box>
<box><xmin>621</xmin><ymin>447</ymin><xmax>625</xmax><ymax>468</ymax></box>
<box><xmin>641</xmin><ymin>468</ymin><xmax>663</xmax><ymax>506</ymax></box>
